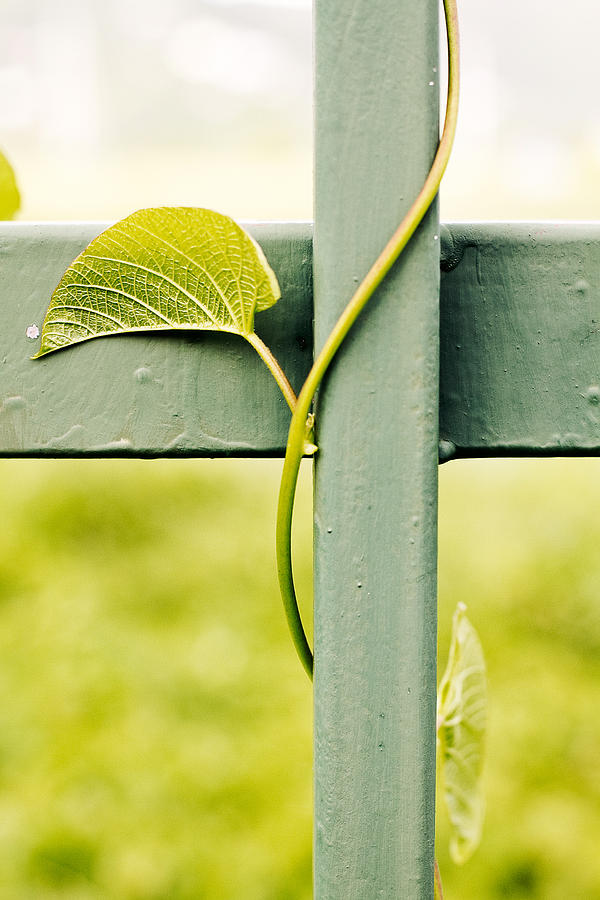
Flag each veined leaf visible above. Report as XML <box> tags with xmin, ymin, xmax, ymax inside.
<box><xmin>34</xmin><ymin>207</ymin><xmax>280</xmax><ymax>358</ymax></box>
<box><xmin>437</xmin><ymin>602</ymin><xmax>487</xmax><ymax>865</ymax></box>
<box><xmin>0</xmin><ymin>149</ymin><xmax>20</xmax><ymax>220</ymax></box>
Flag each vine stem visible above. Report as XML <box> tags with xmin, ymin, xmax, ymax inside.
<box><xmin>245</xmin><ymin>331</ymin><xmax>298</xmax><ymax>413</ymax></box>
<box><xmin>276</xmin><ymin>0</ymin><xmax>460</xmax><ymax>680</ymax></box>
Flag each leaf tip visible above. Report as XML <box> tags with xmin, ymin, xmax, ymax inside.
<box><xmin>30</xmin><ymin>336</ymin><xmax>56</xmax><ymax>360</ymax></box>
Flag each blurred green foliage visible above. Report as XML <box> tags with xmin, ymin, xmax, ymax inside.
<box><xmin>0</xmin><ymin>458</ymin><xmax>312</xmax><ymax>899</ymax></box>
<box><xmin>437</xmin><ymin>458</ymin><xmax>600</xmax><ymax>900</ymax></box>
<box><xmin>1</xmin><ymin>455</ymin><xmax>600</xmax><ymax>897</ymax></box>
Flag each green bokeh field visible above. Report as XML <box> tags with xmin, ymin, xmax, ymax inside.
<box><xmin>438</xmin><ymin>459</ymin><xmax>600</xmax><ymax>899</ymax></box>
<box><xmin>1</xmin><ymin>455</ymin><xmax>600</xmax><ymax>897</ymax></box>
<box><xmin>0</xmin><ymin>458</ymin><xmax>313</xmax><ymax>899</ymax></box>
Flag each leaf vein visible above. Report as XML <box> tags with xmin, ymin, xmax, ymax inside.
<box><xmin>113</xmin><ymin>223</ymin><xmax>244</xmax><ymax>331</ymax></box>
<box><xmin>55</xmin><ymin>285</ymin><xmax>175</xmax><ymax>327</ymax></box>
<box><xmin>80</xmin><ymin>254</ymin><xmax>223</xmax><ymax>328</ymax></box>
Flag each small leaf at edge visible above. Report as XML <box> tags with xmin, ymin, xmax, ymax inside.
<box><xmin>0</xmin><ymin>149</ymin><xmax>20</xmax><ymax>220</ymax></box>
<box><xmin>437</xmin><ymin>602</ymin><xmax>487</xmax><ymax>865</ymax></box>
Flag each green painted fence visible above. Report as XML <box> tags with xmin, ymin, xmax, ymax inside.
<box><xmin>4</xmin><ymin>222</ymin><xmax>600</xmax><ymax>460</ymax></box>
<box><xmin>3</xmin><ymin>0</ymin><xmax>598</xmax><ymax>896</ymax></box>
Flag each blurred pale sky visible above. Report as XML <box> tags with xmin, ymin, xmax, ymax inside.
<box><xmin>442</xmin><ymin>0</ymin><xmax>600</xmax><ymax>220</ymax></box>
<box><xmin>1</xmin><ymin>0</ymin><xmax>599</xmax><ymax>220</ymax></box>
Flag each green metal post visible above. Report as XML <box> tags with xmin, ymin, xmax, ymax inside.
<box><xmin>313</xmin><ymin>1</ymin><xmax>440</xmax><ymax>896</ymax></box>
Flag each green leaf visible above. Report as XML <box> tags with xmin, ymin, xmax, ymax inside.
<box><xmin>0</xmin><ymin>148</ymin><xmax>20</xmax><ymax>220</ymax></box>
<box><xmin>34</xmin><ymin>207</ymin><xmax>280</xmax><ymax>358</ymax></box>
<box><xmin>437</xmin><ymin>602</ymin><xmax>487</xmax><ymax>865</ymax></box>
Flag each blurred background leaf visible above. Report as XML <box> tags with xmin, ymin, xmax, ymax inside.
<box><xmin>2</xmin><ymin>1</ymin><xmax>600</xmax><ymax>897</ymax></box>
<box><xmin>0</xmin><ymin>147</ymin><xmax>20</xmax><ymax>219</ymax></box>
<box><xmin>437</xmin><ymin>604</ymin><xmax>486</xmax><ymax>866</ymax></box>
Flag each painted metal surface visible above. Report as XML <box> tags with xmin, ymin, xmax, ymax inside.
<box><xmin>5</xmin><ymin>222</ymin><xmax>600</xmax><ymax>459</ymax></box>
<box><xmin>312</xmin><ymin>0</ymin><xmax>440</xmax><ymax>896</ymax></box>
<box><xmin>2</xmin><ymin>195</ymin><xmax>600</xmax><ymax>900</ymax></box>
<box><xmin>0</xmin><ymin>222</ymin><xmax>312</xmax><ymax>457</ymax></box>
<box><xmin>440</xmin><ymin>223</ymin><xmax>600</xmax><ymax>458</ymax></box>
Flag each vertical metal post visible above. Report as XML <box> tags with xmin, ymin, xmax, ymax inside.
<box><xmin>313</xmin><ymin>1</ymin><xmax>440</xmax><ymax>897</ymax></box>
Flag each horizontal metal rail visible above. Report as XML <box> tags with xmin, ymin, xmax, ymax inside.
<box><xmin>0</xmin><ymin>222</ymin><xmax>313</xmax><ymax>457</ymax></box>
<box><xmin>440</xmin><ymin>223</ymin><xmax>600</xmax><ymax>459</ymax></box>
<box><xmin>2</xmin><ymin>221</ymin><xmax>600</xmax><ymax>458</ymax></box>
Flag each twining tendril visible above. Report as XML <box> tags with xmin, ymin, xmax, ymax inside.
<box><xmin>276</xmin><ymin>0</ymin><xmax>460</xmax><ymax>679</ymax></box>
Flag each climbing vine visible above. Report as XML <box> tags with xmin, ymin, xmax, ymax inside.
<box><xmin>31</xmin><ymin>0</ymin><xmax>484</xmax><ymax>891</ymax></box>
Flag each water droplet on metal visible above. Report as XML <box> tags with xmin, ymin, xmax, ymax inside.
<box><xmin>134</xmin><ymin>366</ymin><xmax>152</xmax><ymax>384</ymax></box>
<box><xmin>586</xmin><ymin>385</ymin><xmax>600</xmax><ymax>405</ymax></box>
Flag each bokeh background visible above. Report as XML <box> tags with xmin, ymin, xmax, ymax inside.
<box><xmin>1</xmin><ymin>1</ymin><xmax>600</xmax><ymax>897</ymax></box>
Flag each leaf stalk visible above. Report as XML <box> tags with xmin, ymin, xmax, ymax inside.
<box><xmin>245</xmin><ymin>331</ymin><xmax>298</xmax><ymax>413</ymax></box>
